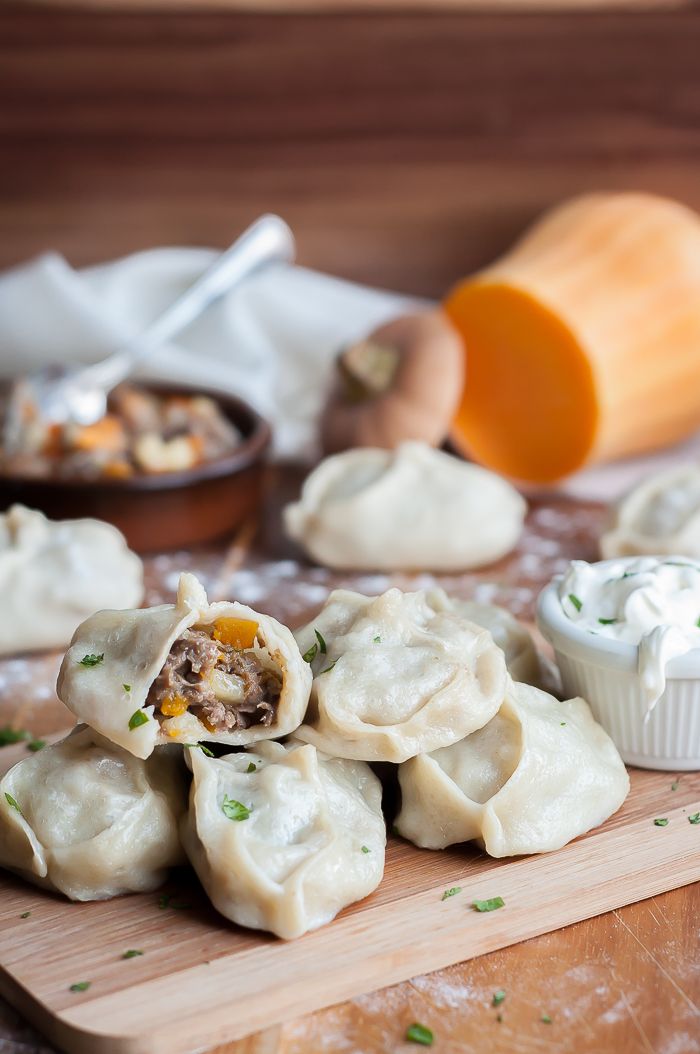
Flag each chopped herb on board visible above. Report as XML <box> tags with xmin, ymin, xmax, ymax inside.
<box><xmin>128</xmin><ymin>709</ymin><xmax>148</xmax><ymax>731</ymax></box>
<box><xmin>568</xmin><ymin>594</ymin><xmax>583</xmax><ymax>612</ymax></box>
<box><xmin>492</xmin><ymin>989</ymin><xmax>506</xmax><ymax>1006</ymax></box>
<box><xmin>69</xmin><ymin>982</ymin><xmax>91</xmax><ymax>993</ymax></box>
<box><xmin>689</xmin><ymin>813</ymin><xmax>700</xmax><ymax>825</ymax></box>
<box><xmin>654</xmin><ymin>818</ymin><xmax>669</xmax><ymax>827</ymax></box>
<box><xmin>0</xmin><ymin>727</ymin><xmax>30</xmax><ymax>746</ymax></box>
<box><xmin>472</xmin><ymin>896</ymin><xmax>505</xmax><ymax>913</ymax></box>
<box><xmin>441</xmin><ymin>887</ymin><xmax>462</xmax><ymax>901</ymax></box>
<box><xmin>222</xmin><ymin>796</ymin><xmax>251</xmax><ymax>821</ymax></box>
<box><xmin>27</xmin><ymin>739</ymin><xmax>46</xmax><ymax>752</ymax></box>
<box><xmin>4</xmin><ymin>792</ymin><xmax>21</xmax><ymax>813</ymax></box>
<box><xmin>671</xmin><ymin>779</ymin><xmax>680</xmax><ymax>791</ymax></box>
<box><xmin>78</xmin><ymin>653</ymin><xmax>103</xmax><ymax>667</ymax></box>
<box><xmin>20</xmin><ymin>911</ymin><xmax>30</xmax><ymax>919</ymax></box>
<box><xmin>541</xmin><ymin>1013</ymin><xmax>552</xmax><ymax>1024</ymax></box>
<box><xmin>406</xmin><ymin>1023</ymin><xmax>434</xmax><ymax>1046</ymax></box>
<box><xmin>122</xmin><ymin>950</ymin><xmax>143</xmax><ymax>959</ymax></box>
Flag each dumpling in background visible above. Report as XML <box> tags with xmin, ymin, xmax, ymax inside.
<box><xmin>426</xmin><ymin>588</ymin><xmax>541</xmax><ymax>686</ymax></box>
<box><xmin>395</xmin><ymin>681</ymin><xmax>629</xmax><ymax>856</ymax></box>
<box><xmin>284</xmin><ymin>441</ymin><xmax>526</xmax><ymax>571</ymax></box>
<box><xmin>294</xmin><ymin>587</ymin><xmax>507</xmax><ymax>763</ymax></box>
<box><xmin>57</xmin><ymin>573</ymin><xmax>312</xmax><ymax>759</ymax></box>
<box><xmin>0</xmin><ymin>504</ymin><xmax>144</xmax><ymax>655</ymax></box>
<box><xmin>181</xmin><ymin>740</ymin><xmax>385</xmax><ymax>939</ymax></box>
<box><xmin>601</xmin><ymin>464</ymin><xmax>700</xmax><ymax>558</ymax></box>
<box><xmin>0</xmin><ymin>726</ymin><xmax>185</xmax><ymax>900</ymax></box>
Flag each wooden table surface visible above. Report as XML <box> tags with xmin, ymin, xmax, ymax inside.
<box><xmin>0</xmin><ymin>469</ymin><xmax>697</xmax><ymax>1054</ymax></box>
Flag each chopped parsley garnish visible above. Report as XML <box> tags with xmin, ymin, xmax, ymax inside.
<box><xmin>492</xmin><ymin>989</ymin><xmax>506</xmax><ymax>1006</ymax></box>
<box><xmin>315</xmin><ymin>629</ymin><xmax>327</xmax><ymax>654</ymax></box>
<box><xmin>689</xmin><ymin>813</ymin><xmax>700</xmax><ymax>824</ymax></box>
<box><xmin>406</xmin><ymin>1023</ymin><xmax>434</xmax><ymax>1046</ymax></box>
<box><xmin>654</xmin><ymin>817</ymin><xmax>669</xmax><ymax>827</ymax></box>
<box><xmin>560</xmin><ymin>722</ymin><xmax>567</xmax><ymax>726</ymax></box>
<box><xmin>20</xmin><ymin>911</ymin><xmax>30</xmax><ymax>919</ymax></box>
<box><xmin>184</xmin><ymin>742</ymin><xmax>214</xmax><ymax>757</ymax></box>
<box><xmin>373</xmin><ymin>635</ymin><xmax>382</xmax><ymax>643</ymax></box>
<box><xmin>696</xmin><ymin>616</ymin><xmax>700</xmax><ymax>629</ymax></box>
<box><xmin>361</xmin><ymin>845</ymin><xmax>370</xmax><ymax>854</ymax></box>
<box><xmin>568</xmin><ymin>593</ymin><xmax>582</xmax><ymax>612</ymax></box>
<box><xmin>128</xmin><ymin>709</ymin><xmax>148</xmax><ymax>731</ymax></box>
<box><xmin>0</xmin><ymin>726</ymin><xmax>30</xmax><ymax>746</ymax></box>
<box><xmin>5</xmin><ymin>792</ymin><xmax>21</xmax><ymax>813</ymax></box>
<box><xmin>222</xmin><ymin>795</ymin><xmax>251</xmax><ymax>821</ymax></box>
<box><xmin>541</xmin><ymin>1013</ymin><xmax>552</xmax><ymax>1024</ymax></box>
<box><xmin>246</xmin><ymin>761</ymin><xmax>257</xmax><ymax>773</ymax></box>
<box><xmin>472</xmin><ymin>896</ymin><xmax>505</xmax><ymax>912</ymax></box>
<box><xmin>122</xmin><ymin>949</ymin><xmax>143</xmax><ymax>959</ymax></box>
<box><xmin>441</xmin><ymin>887</ymin><xmax>462</xmax><ymax>901</ymax></box>
<box><xmin>321</xmin><ymin>661</ymin><xmax>337</xmax><ymax>675</ymax></box>
<box><xmin>123</xmin><ymin>684</ymin><xmax>131</xmax><ymax>693</ymax></box>
<box><xmin>598</xmin><ymin>617</ymin><xmax>618</xmax><ymax>625</ymax></box>
<box><xmin>671</xmin><ymin>779</ymin><xmax>680</xmax><ymax>791</ymax></box>
<box><xmin>27</xmin><ymin>739</ymin><xmax>45</xmax><ymax>752</ymax></box>
<box><xmin>69</xmin><ymin>981</ymin><xmax>91</xmax><ymax>992</ymax></box>
<box><xmin>78</xmin><ymin>653</ymin><xmax>104</xmax><ymax>667</ymax></box>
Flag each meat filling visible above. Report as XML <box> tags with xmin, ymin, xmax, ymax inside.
<box><xmin>147</xmin><ymin>627</ymin><xmax>282</xmax><ymax>732</ymax></box>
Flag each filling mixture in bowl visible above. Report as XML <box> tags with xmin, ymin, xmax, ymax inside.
<box><xmin>558</xmin><ymin>556</ymin><xmax>700</xmax><ymax>714</ymax></box>
<box><xmin>1</xmin><ymin>383</ymin><xmax>241</xmax><ymax>480</ymax></box>
<box><xmin>147</xmin><ymin>618</ymin><xmax>283</xmax><ymax>734</ymax></box>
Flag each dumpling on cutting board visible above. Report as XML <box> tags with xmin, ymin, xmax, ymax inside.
<box><xmin>0</xmin><ymin>504</ymin><xmax>143</xmax><ymax>655</ymax></box>
<box><xmin>0</xmin><ymin>725</ymin><xmax>185</xmax><ymax>900</ymax></box>
<box><xmin>425</xmin><ymin>588</ymin><xmax>541</xmax><ymax>686</ymax></box>
<box><xmin>57</xmin><ymin>573</ymin><xmax>312</xmax><ymax>759</ymax></box>
<box><xmin>601</xmin><ymin>463</ymin><xmax>700</xmax><ymax>558</ymax></box>
<box><xmin>395</xmin><ymin>681</ymin><xmax>629</xmax><ymax>856</ymax></box>
<box><xmin>181</xmin><ymin>739</ymin><xmax>386</xmax><ymax>940</ymax></box>
<box><xmin>293</xmin><ymin>587</ymin><xmax>507</xmax><ymax>763</ymax></box>
<box><xmin>283</xmin><ymin>441</ymin><xmax>526</xmax><ymax>571</ymax></box>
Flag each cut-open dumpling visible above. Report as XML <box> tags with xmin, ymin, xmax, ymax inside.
<box><xmin>181</xmin><ymin>739</ymin><xmax>385</xmax><ymax>939</ymax></box>
<box><xmin>57</xmin><ymin>573</ymin><xmax>312</xmax><ymax>759</ymax></box>
<box><xmin>426</xmin><ymin>588</ymin><xmax>541</xmax><ymax>686</ymax></box>
<box><xmin>601</xmin><ymin>463</ymin><xmax>700</xmax><ymax>558</ymax></box>
<box><xmin>395</xmin><ymin>681</ymin><xmax>629</xmax><ymax>856</ymax></box>
<box><xmin>294</xmin><ymin>587</ymin><xmax>507</xmax><ymax>762</ymax></box>
<box><xmin>0</xmin><ymin>504</ymin><xmax>144</xmax><ymax>656</ymax></box>
<box><xmin>0</xmin><ymin>725</ymin><xmax>185</xmax><ymax>900</ymax></box>
<box><xmin>284</xmin><ymin>441</ymin><xmax>526</xmax><ymax>571</ymax></box>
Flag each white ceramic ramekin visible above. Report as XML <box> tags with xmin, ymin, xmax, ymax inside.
<box><xmin>537</xmin><ymin>564</ymin><xmax>700</xmax><ymax>771</ymax></box>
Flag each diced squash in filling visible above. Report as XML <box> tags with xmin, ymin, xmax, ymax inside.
<box><xmin>212</xmin><ymin>617</ymin><xmax>259</xmax><ymax>650</ymax></box>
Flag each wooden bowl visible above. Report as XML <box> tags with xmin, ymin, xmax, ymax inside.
<box><xmin>0</xmin><ymin>385</ymin><xmax>272</xmax><ymax>552</ymax></box>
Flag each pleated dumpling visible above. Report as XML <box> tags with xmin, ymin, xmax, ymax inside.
<box><xmin>601</xmin><ymin>463</ymin><xmax>700</xmax><ymax>558</ymax></box>
<box><xmin>0</xmin><ymin>726</ymin><xmax>185</xmax><ymax>900</ymax></box>
<box><xmin>395</xmin><ymin>681</ymin><xmax>629</xmax><ymax>856</ymax></box>
<box><xmin>57</xmin><ymin>573</ymin><xmax>312</xmax><ymax>759</ymax></box>
<box><xmin>426</xmin><ymin>588</ymin><xmax>541</xmax><ymax>686</ymax></box>
<box><xmin>284</xmin><ymin>442</ymin><xmax>526</xmax><ymax>571</ymax></box>
<box><xmin>293</xmin><ymin>587</ymin><xmax>507</xmax><ymax>763</ymax></box>
<box><xmin>181</xmin><ymin>740</ymin><xmax>386</xmax><ymax>939</ymax></box>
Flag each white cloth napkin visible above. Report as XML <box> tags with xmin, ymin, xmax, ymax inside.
<box><xmin>1</xmin><ymin>248</ymin><xmax>698</xmax><ymax>500</ymax></box>
<box><xmin>0</xmin><ymin>249</ymin><xmax>413</xmax><ymax>460</ymax></box>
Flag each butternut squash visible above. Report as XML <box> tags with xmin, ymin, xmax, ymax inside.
<box><xmin>445</xmin><ymin>193</ymin><xmax>700</xmax><ymax>483</ymax></box>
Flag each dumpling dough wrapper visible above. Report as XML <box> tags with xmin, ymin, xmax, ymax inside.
<box><xmin>0</xmin><ymin>725</ymin><xmax>185</xmax><ymax>900</ymax></box>
<box><xmin>58</xmin><ymin>573</ymin><xmax>312</xmax><ymax>759</ymax></box>
<box><xmin>181</xmin><ymin>739</ymin><xmax>386</xmax><ymax>939</ymax></box>
<box><xmin>294</xmin><ymin>587</ymin><xmax>507</xmax><ymax>763</ymax></box>
<box><xmin>395</xmin><ymin>681</ymin><xmax>629</xmax><ymax>856</ymax></box>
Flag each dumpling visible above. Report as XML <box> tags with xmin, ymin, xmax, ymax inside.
<box><xmin>57</xmin><ymin>573</ymin><xmax>312</xmax><ymax>760</ymax></box>
<box><xmin>181</xmin><ymin>739</ymin><xmax>385</xmax><ymax>939</ymax></box>
<box><xmin>293</xmin><ymin>587</ymin><xmax>507</xmax><ymax>762</ymax></box>
<box><xmin>0</xmin><ymin>725</ymin><xmax>185</xmax><ymax>900</ymax></box>
<box><xmin>601</xmin><ymin>463</ymin><xmax>700</xmax><ymax>558</ymax></box>
<box><xmin>283</xmin><ymin>441</ymin><xmax>526</xmax><ymax>571</ymax></box>
<box><xmin>395</xmin><ymin>681</ymin><xmax>629</xmax><ymax>856</ymax></box>
<box><xmin>426</xmin><ymin>588</ymin><xmax>541</xmax><ymax>685</ymax></box>
<box><xmin>0</xmin><ymin>504</ymin><xmax>143</xmax><ymax>655</ymax></box>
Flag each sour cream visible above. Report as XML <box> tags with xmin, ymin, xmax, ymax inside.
<box><xmin>557</xmin><ymin>556</ymin><xmax>700</xmax><ymax>716</ymax></box>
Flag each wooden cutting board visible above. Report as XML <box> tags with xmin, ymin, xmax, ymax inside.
<box><xmin>0</xmin><ymin>737</ymin><xmax>698</xmax><ymax>1054</ymax></box>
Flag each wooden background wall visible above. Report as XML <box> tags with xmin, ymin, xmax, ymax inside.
<box><xmin>2</xmin><ymin>2</ymin><xmax>700</xmax><ymax>297</ymax></box>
